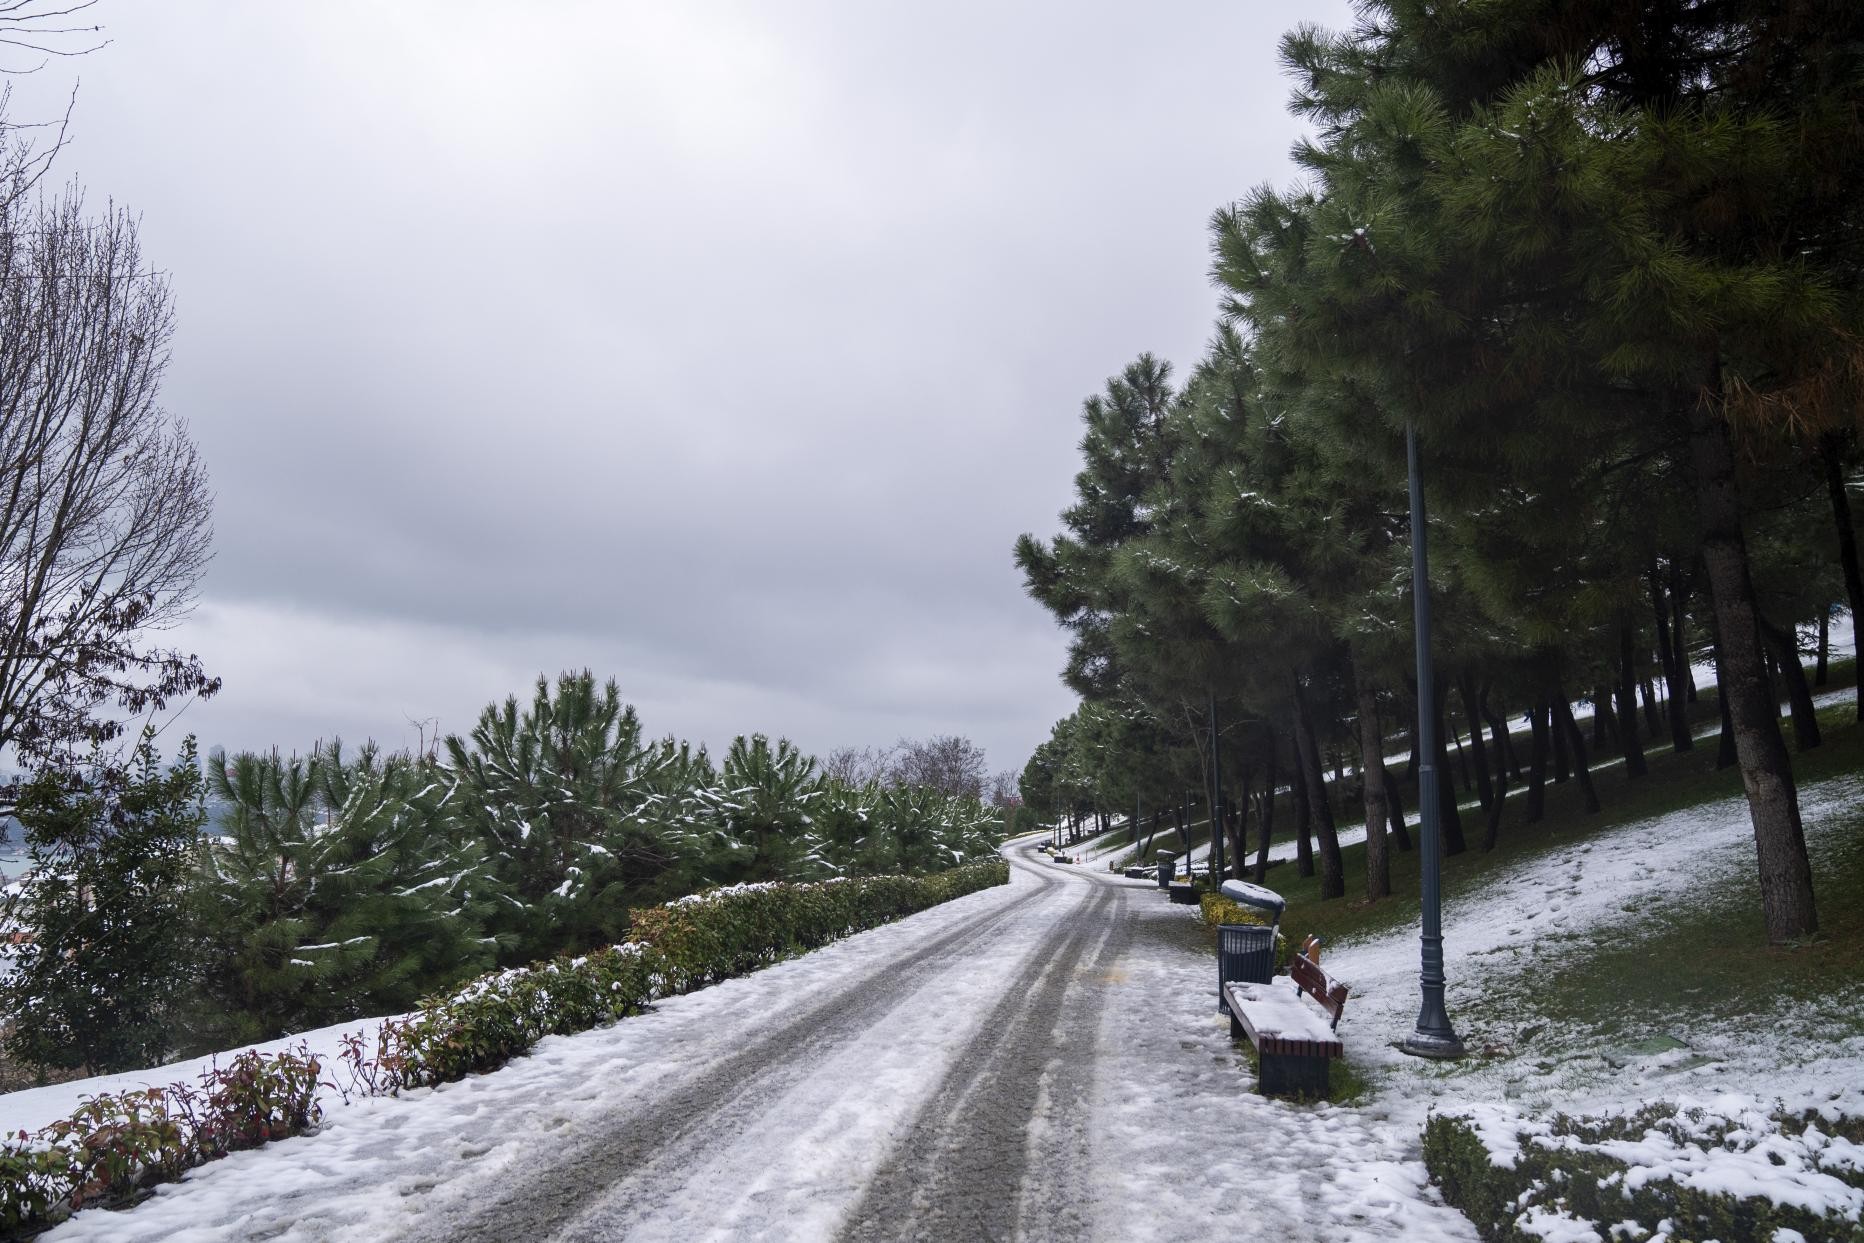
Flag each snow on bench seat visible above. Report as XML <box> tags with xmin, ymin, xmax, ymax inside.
<box><xmin>1224</xmin><ymin>980</ymin><xmax>1344</xmax><ymax>1059</ymax></box>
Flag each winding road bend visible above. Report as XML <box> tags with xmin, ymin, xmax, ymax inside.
<box><xmin>50</xmin><ymin>842</ymin><xmax>1477</xmax><ymax>1243</ymax></box>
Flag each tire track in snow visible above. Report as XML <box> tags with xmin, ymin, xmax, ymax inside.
<box><xmin>399</xmin><ymin>855</ymin><xmax>1077</xmax><ymax>1242</ymax></box>
<box><xmin>837</xmin><ymin>859</ymin><xmax>1128</xmax><ymax>1242</ymax></box>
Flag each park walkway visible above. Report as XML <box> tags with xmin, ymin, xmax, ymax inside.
<box><xmin>41</xmin><ymin>843</ymin><xmax>1474</xmax><ymax>1242</ymax></box>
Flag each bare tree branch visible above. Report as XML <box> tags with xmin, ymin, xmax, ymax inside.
<box><xmin>0</xmin><ymin>101</ymin><xmax>217</xmax><ymax>765</ymax></box>
<box><xmin>0</xmin><ymin>0</ymin><xmax>106</xmax><ymax>73</ymax></box>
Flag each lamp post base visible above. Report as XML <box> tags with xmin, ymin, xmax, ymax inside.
<box><xmin>1401</xmin><ymin>1030</ymin><xmax>1467</xmax><ymax>1060</ymax></box>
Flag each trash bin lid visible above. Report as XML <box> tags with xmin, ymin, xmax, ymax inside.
<box><xmin>1154</xmin><ymin>849</ymin><xmax>1177</xmax><ymax>860</ymax></box>
<box><xmin>1219</xmin><ymin>880</ymin><xmax>1285</xmax><ymax>918</ymax></box>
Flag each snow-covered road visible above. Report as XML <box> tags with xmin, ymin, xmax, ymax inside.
<box><xmin>45</xmin><ymin>846</ymin><xmax>1475</xmax><ymax>1242</ymax></box>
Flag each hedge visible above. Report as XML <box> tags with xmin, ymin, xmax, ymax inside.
<box><xmin>0</xmin><ymin>860</ymin><xmax>1009</xmax><ymax>1237</ymax></box>
<box><xmin>1196</xmin><ymin>891</ymin><xmax>1289</xmax><ymax>972</ymax></box>
<box><xmin>1424</xmin><ymin>1100</ymin><xmax>1864</xmax><ymax>1243</ymax></box>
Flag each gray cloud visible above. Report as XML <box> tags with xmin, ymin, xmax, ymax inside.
<box><xmin>9</xmin><ymin>0</ymin><xmax>1353</xmax><ymax>772</ymax></box>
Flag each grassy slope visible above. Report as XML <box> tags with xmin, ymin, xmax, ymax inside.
<box><xmin>1267</xmin><ymin>660</ymin><xmax>1864</xmax><ymax>1049</ymax></box>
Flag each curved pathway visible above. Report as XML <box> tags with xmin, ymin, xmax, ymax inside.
<box><xmin>44</xmin><ymin>843</ymin><xmax>1474</xmax><ymax>1242</ymax></box>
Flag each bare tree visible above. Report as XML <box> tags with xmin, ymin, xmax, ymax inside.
<box><xmin>820</xmin><ymin>744</ymin><xmax>894</xmax><ymax>787</ymax></box>
<box><xmin>889</xmin><ymin>735</ymin><xmax>988</xmax><ymax>801</ymax></box>
<box><xmin>986</xmin><ymin>768</ymin><xmax>1020</xmax><ymax>810</ymax></box>
<box><xmin>1</xmin><ymin>124</ymin><xmax>216</xmax><ymax>764</ymax></box>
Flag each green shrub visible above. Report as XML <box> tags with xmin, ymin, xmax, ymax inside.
<box><xmin>1424</xmin><ymin>1103</ymin><xmax>1864</xmax><ymax>1243</ymax></box>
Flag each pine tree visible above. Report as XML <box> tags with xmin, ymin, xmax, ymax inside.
<box><xmin>713</xmin><ymin>734</ymin><xmax>821</xmax><ymax>882</ymax></box>
<box><xmin>446</xmin><ymin>672</ymin><xmax>680</xmax><ymax>961</ymax></box>
<box><xmin>188</xmin><ymin>742</ymin><xmax>495</xmax><ymax>1047</ymax></box>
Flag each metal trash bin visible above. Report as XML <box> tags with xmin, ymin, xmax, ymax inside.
<box><xmin>1216</xmin><ymin>881</ymin><xmax>1287</xmax><ymax>1014</ymax></box>
<box><xmin>1154</xmin><ymin>850</ymin><xmax>1177</xmax><ymax>888</ymax></box>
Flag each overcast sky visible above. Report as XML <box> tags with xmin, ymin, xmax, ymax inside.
<box><xmin>6</xmin><ymin>0</ymin><xmax>1353</xmax><ymax>778</ymax></box>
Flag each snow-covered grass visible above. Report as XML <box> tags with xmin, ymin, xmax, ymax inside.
<box><xmin>1310</xmin><ymin>750</ymin><xmax>1864</xmax><ymax>1237</ymax></box>
<box><xmin>1327</xmin><ymin>770</ymin><xmax>1864</xmax><ymax>1110</ymax></box>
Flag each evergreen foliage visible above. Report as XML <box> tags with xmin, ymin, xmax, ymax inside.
<box><xmin>0</xmin><ymin>734</ymin><xmax>204</xmax><ymax>1075</ymax></box>
<box><xmin>189</xmin><ymin>741</ymin><xmax>497</xmax><ymax>1048</ymax></box>
<box><xmin>1015</xmin><ymin>0</ymin><xmax>1864</xmax><ymax>941</ymax></box>
<box><xmin>0</xmin><ymin>668</ymin><xmax>1008</xmax><ymax>1070</ymax></box>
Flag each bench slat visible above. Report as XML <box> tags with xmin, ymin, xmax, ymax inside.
<box><xmin>1289</xmin><ymin>954</ymin><xmax>1348</xmax><ymax>1027</ymax></box>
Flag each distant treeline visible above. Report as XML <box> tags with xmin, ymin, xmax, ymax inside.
<box><xmin>0</xmin><ymin>671</ymin><xmax>1009</xmax><ymax>1076</ymax></box>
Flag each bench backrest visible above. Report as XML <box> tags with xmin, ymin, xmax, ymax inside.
<box><xmin>1290</xmin><ymin>949</ymin><xmax>1349</xmax><ymax>1029</ymax></box>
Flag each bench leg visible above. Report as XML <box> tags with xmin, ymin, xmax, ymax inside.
<box><xmin>1229</xmin><ymin>1010</ymin><xmax>1244</xmax><ymax>1041</ymax></box>
<box><xmin>1257</xmin><ymin>1052</ymin><xmax>1332</xmax><ymax>1100</ymax></box>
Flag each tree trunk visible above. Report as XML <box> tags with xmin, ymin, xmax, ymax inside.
<box><xmin>1675</xmin><ymin>564</ymin><xmax>1699</xmax><ymax>703</ymax></box>
<box><xmin>1482</xmin><ymin>717</ymin><xmax>1510</xmax><ymax>852</ymax></box>
<box><xmin>1552</xmin><ymin>691</ymin><xmax>1571</xmax><ymax>782</ymax></box>
<box><xmin>1457</xmin><ymin>669</ymin><xmax>1495</xmax><ymax>813</ymax></box>
<box><xmin>1526</xmin><ymin>694</ymin><xmax>1550</xmax><ymax>824</ymax></box>
<box><xmin>1481</xmin><ymin>688</ymin><xmax>1524</xmax><ymax>782</ymax></box>
<box><xmin>1294</xmin><ymin>673</ymin><xmax>1345</xmax><ymax>899</ymax></box>
<box><xmin>1815</xmin><ymin>609</ymin><xmax>1829</xmax><ymax>686</ymax></box>
<box><xmin>1592</xmin><ymin>685</ymin><xmax>1615</xmax><ymax>750</ymax></box>
<box><xmin>1713</xmin><ymin>631</ymin><xmax>1739</xmax><ymax>770</ymax></box>
<box><xmin>1617</xmin><ymin>623</ymin><xmax>1649</xmax><ymax>779</ymax></box>
<box><xmin>1353</xmin><ymin>656</ymin><xmax>1390</xmax><ymax>900</ymax></box>
<box><xmin>1226</xmin><ymin>769</ymin><xmax>1252</xmax><ymax>885</ymax></box>
<box><xmin>1820</xmin><ymin>432</ymin><xmax>1863</xmax><ymax>721</ymax></box>
<box><xmin>1253</xmin><ymin>741</ymin><xmax>1278</xmax><ymax>884</ymax></box>
<box><xmin>1551</xmin><ymin>682</ymin><xmax>1602</xmax><ymax>815</ymax></box>
<box><xmin>1290</xmin><ymin>749</ymin><xmax>1314</xmax><ymax>880</ymax></box>
<box><xmin>1431</xmin><ymin>678</ymin><xmax>1467</xmax><ymax>855</ymax></box>
<box><xmin>1761</xmin><ymin>616</ymin><xmax>1821</xmax><ymax>752</ymax></box>
<box><xmin>1641</xmin><ymin>677</ymin><xmax>1662</xmax><ymax>739</ymax></box>
<box><xmin>1690</xmin><ymin>386</ymin><xmax>1816</xmax><ymax>942</ymax></box>
<box><xmin>1450</xmin><ymin>719</ymin><xmax>1473</xmax><ymax>791</ymax></box>
<box><xmin>1381</xmin><ymin>765</ymin><xmax>1412</xmax><ymax>851</ymax></box>
<box><xmin>1652</xmin><ymin>564</ymin><xmax>1694</xmax><ymax>751</ymax></box>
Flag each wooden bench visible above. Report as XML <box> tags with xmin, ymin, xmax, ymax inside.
<box><xmin>1222</xmin><ymin>935</ymin><xmax>1350</xmax><ymax>1099</ymax></box>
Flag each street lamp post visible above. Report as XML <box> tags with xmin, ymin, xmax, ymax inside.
<box><xmin>1402</xmin><ymin>421</ymin><xmax>1466</xmax><ymax>1060</ymax></box>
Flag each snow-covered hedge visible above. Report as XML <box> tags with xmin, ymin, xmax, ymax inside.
<box><xmin>0</xmin><ymin>1047</ymin><xmax>321</xmax><ymax>1234</ymax></box>
<box><xmin>0</xmin><ymin>861</ymin><xmax>1009</xmax><ymax>1237</ymax></box>
<box><xmin>366</xmin><ymin>861</ymin><xmax>1009</xmax><ymax>1089</ymax></box>
<box><xmin>633</xmin><ymin>864</ymin><xmax>1009</xmax><ymax>993</ymax></box>
<box><xmin>1424</xmin><ymin>1099</ymin><xmax>1864</xmax><ymax>1242</ymax></box>
<box><xmin>358</xmin><ymin>942</ymin><xmax>661</xmax><ymax>1092</ymax></box>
